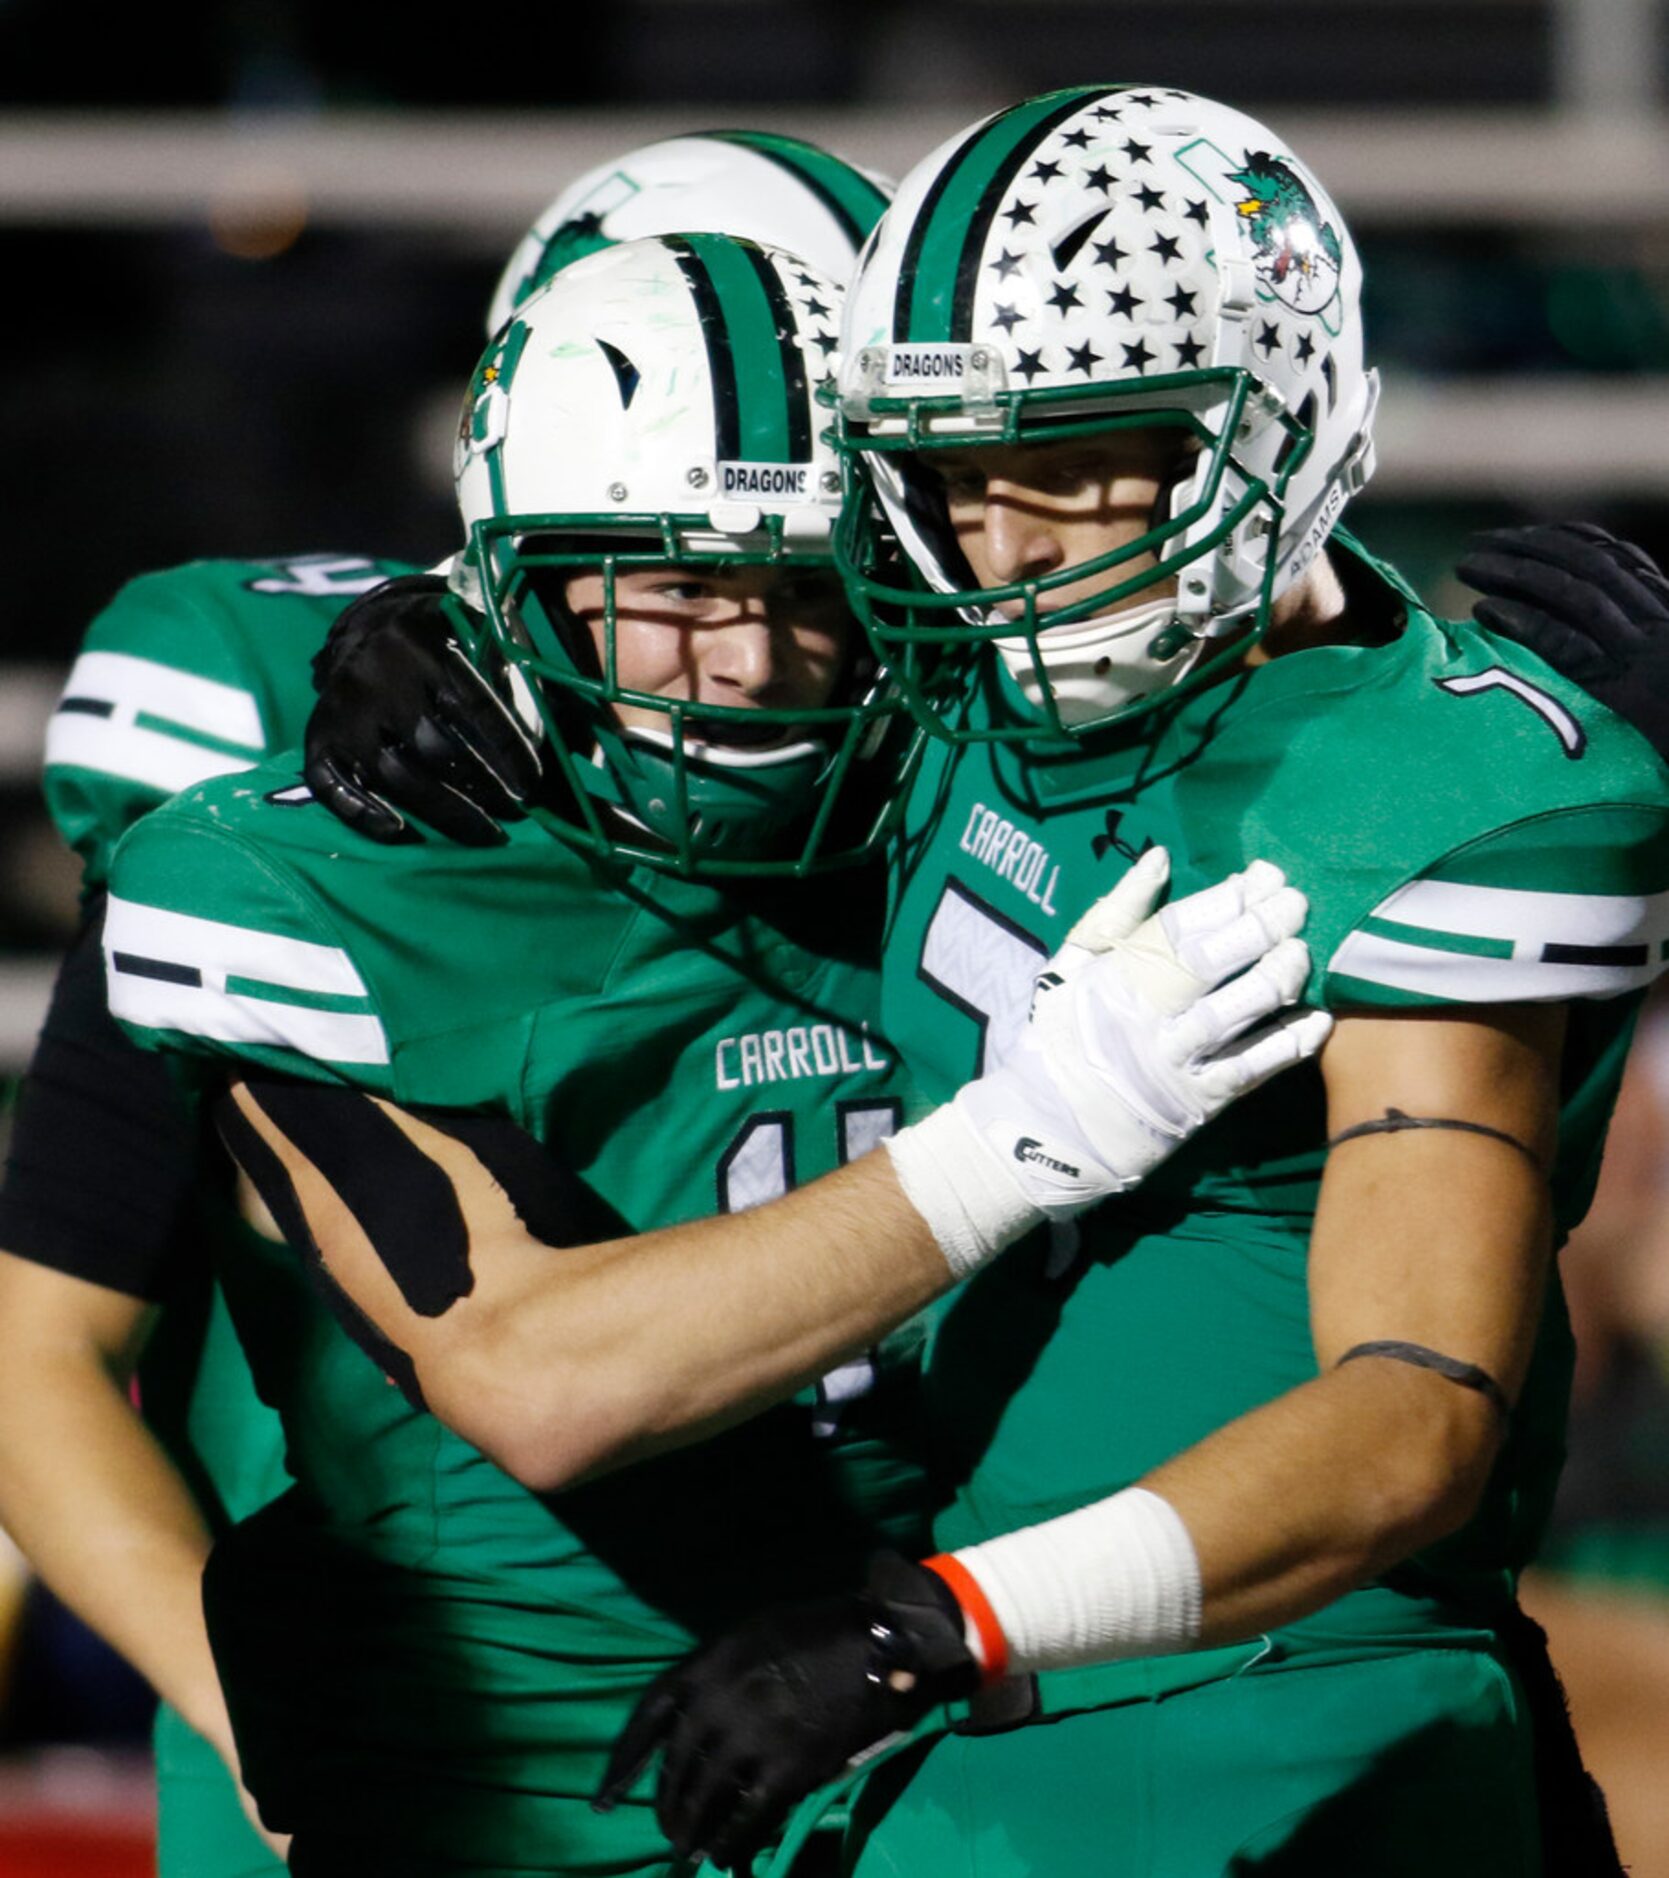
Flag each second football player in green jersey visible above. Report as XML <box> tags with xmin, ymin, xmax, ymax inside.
<box><xmin>106</xmin><ymin>235</ymin><xmax>933</xmax><ymax>1876</ymax></box>
<box><xmin>882</xmin><ymin>525</ymin><xmax>1669</xmax><ymax>1695</ymax></box>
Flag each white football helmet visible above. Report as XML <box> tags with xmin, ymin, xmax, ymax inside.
<box><xmin>835</xmin><ymin>85</ymin><xmax>1379</xmax><ymax>740</ymax></box>
<box><xmin>455</xmin><ymin>233</ymin><xmax>911</xmax><ymax>877</ymax></box>
<box><xmin>486</xmin><ymin>131</ymin><xmax>893</xmax><ymax>337</ymax></box>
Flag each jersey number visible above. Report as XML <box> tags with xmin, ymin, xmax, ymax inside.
<box><xmin>919</xmin><ymin>877</ymin><xmax>1047</xmax><ymax>1076</ymax></box>
<box><xmin>918</xmin><ymin>880</ymin><xmax>1081</xmax><ymax>1275</ymax></box>
<box><xmin>717</xmin><ymin>1102</ymin><xmax>901</xmax><ymax>1433</ymax></box>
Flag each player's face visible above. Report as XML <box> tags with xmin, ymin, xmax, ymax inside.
<box><xmin>929</xmin><ymin>431</ymin><xmax>1189</xmax><ymax>620</ymax></box>
<box><xmin>562</xmin><ymin>565</ymin><xmax>850</xmax><ymax>734</ymax></box>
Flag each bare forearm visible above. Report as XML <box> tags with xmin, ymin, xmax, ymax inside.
<box><xmin>0</xmin><ymin>1316</ymin><xmax>228</xmax><ymax>1748</ymax></box>
<box><xmin>433</xmin><ymin>1148</ymin><xmax>950</xmax><ymax>1484</ymax></box>
<box><xmin>1146</xmin><ymin>1358</ymin><xmax>1499</xmax><ymax>1645</ymax></box>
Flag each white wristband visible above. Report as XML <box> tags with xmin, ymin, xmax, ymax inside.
<box><xmin>883</xmin><ymin>1102</ymin><xmax>1043</xmax><ymax>1280</ymax></box>
<box><xmin>950</xmin><ymin>1487</ymin><xmax>1202</xmax><ymax>1675</ymax></box>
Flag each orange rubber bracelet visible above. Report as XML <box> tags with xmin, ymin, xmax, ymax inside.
<box><xmin>922</xmin><ymin>1553</ymin><xmax>1010</xmax><ymax>1687</ymax></box>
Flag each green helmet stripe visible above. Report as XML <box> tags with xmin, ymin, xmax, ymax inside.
<box><xmin>739</xmin><ymin>242</ymin><xmax>813</xmax><ymax>462</ymax></box>
<box><xmin>666</xmin><ymin>235</ymin><xmax>743</xmax><ymax>462</ymax></box>
<box><xmin>894</xmin><ymin>86</ymin><xmax>1116</xmax><ymax>344</ymax></box>
<box><xmin>674</xmin><ymin>231</ymin><xmax>796</xmax><ymax>463</ymax></box>
<box><xmin>705</xmin><ymin>129</ymin><xmax>890</xmax><ymax>249</ymax></box>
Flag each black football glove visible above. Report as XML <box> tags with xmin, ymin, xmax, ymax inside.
<box><xmin>304</xmin><ymin>573</ymin><xmax>543</xmax><ymax>846</ymax></box>
<box><xmin>595</xmin><ymin>1553</ymin><xmax>981</xmax><ymax>1874</ymax></box>
<box><xmin>1460</xmin><ymin>522</ymin><xmax>1669</xmax><ymax>764</ymax></box>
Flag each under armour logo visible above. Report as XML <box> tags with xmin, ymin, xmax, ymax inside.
<box><xmin>1092</xmin><ymin>809</ymin><xmax>1156</xmax><ymax>864</ymax></box>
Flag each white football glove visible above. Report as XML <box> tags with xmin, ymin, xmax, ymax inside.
<box><xmin>886</xmin><ymin>847</ymin><xmax>1333</xmax><ymax>1277</ymax></box>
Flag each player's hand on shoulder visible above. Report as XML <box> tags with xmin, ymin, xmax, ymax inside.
<box><xmin>305</xmin><ymin>573</ymin><xmax>542</xmax><ymax>846</ymax></box>
<box><xmin>887</xmin><ymin>848</ymin><xmax>1332</xmax><ymax>1274</ymax></box>
<box><xmin>596</xmin><ymin>1553</ymin><xmax>978</xmax><ymax>1874</ymax></box>
<box><xmin>1460</xmin><ymin>522</ymin><xmax>1669</xmax><ymax>762</ymax></box>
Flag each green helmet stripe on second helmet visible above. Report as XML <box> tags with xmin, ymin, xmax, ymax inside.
<box><xmin>894</xmin><ymin>85</ymin><xmax>1120</xmax><ymax>345</ymax></box>
<box><xmin>671</xmin><ymin>232</ymin><xmax>805</xmax><ymax>464</ymax></box>
<box><xmin>705</xmin><ymin>130</ymin><xmax>890</xmax><ymax>250</ymax></box>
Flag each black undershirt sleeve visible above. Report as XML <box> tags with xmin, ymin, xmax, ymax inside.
<box><xmin>0</xmin><ymin>894</ymin><xmax>201</xmax><ymax>1300</ymax></box>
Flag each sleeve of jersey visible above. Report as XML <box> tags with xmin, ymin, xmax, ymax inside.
<box><xmin>104</xmin><ymin>814</ymin><xmax>395</xmax><ymax>1093</ymax></box>
<box><xmin>43</xmin><ymin>571</ymin><xmax>271</xmax><ymax>890</ymax></box>
<box><xmin>1321</xmin><ymin>802</ymin><xmax>1669</xmax><ymax>1010</ymax></box>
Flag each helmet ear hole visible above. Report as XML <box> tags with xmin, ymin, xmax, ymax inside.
<box><xmin>1152</xmin><ymin>443</ymin><xmax>1205</xmax><ymax>534</ymax></box>
<box><xmin>1273</xmin><ymin>392</ymin><xmax>1317</xmax><ymax>479</ymax></box>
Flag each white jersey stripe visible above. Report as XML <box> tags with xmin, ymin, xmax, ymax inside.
<box><xmin>45</xmin><ymin>714</ymin><xmax>258</xmax><ymax>797</ymax></box>
<box><xmin>54</xmin><ymin>652</ymin><xmax>265</xmax><ymax>747</ymax></box>
<box><xmin>105</xmin><ymin>897</ymin><xmax>370</xmax><ymax>998</ymax></box>
<box><xmin>1329</xmin><ymin>929</ymin><xmax>1658</xmax><ymax>1003</ymax></box>
<box><xmin>107</xmin><ymin>968</ymin><xmax>390</xmax><ymax>1065</ymax></box>
<box><xmin>1367</xmin><ymin>876</ymin><xmax>1669</xmax><ymax>956</ymax></box>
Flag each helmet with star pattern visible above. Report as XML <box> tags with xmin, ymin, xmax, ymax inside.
<box><xmin>486</xmin><ymin>130</ymin><xmax>894</xmax><ymax>338</ymax></box>
<box><xmin>834</xmin><ymin>85</ymin><xmax>1379</xmax><ymax>742</ymax></box>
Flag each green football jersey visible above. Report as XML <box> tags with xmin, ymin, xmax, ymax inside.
<box><xmin>882</xmin><ymin>533</ymin><xmax>1669</xmax><ymax>1715</ymax></box>
<box><xmin>42</xmin><ymin>553</ymin><xmax>413</xmax><ymax>1878</ymax></box>
<box><xmin>106</xmin><ymin>769</ymin><xmax>926</xmax><ymax>1874</ymax></box>
<box><xmin>46</xmin><ymin>555</ymin><xmax>411</xmax><ymax>892</ymax></box>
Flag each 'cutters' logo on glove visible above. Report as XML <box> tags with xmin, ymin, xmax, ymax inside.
<box><xmin>1029</xmin><ymin>970</ymin><xmax>1065</xmax><ymax>1020</ymax></box>
<box><xmin>1014</xmin><ymin>1137</ymin><xmax>1082</xmax><ymax>1178</ymax></box>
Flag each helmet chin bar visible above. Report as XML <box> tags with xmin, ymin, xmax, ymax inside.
<box><xmin>458</xmin><ymin>511</ymin><xmax>918</xmax><ymax>878</ymax></box>
<box><xmin>585</xmin><ymin>722</ymin><xmax>834</xmax><ymax>862</ymax></box>
<box><xmin>992</xmin><ymin>595</ymin><xmax>1208</xmax><ymax>728</ymax></box>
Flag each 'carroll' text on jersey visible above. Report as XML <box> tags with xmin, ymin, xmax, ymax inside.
<box><xmin>715</xmin><ymin>1023</ymin><xmax>889</xmax><ymax>1090</ymax></box>
<box><xmin>960</xmin><ymin>802</ymin><xmax>1060</xmax><ymax>916</ymax></box>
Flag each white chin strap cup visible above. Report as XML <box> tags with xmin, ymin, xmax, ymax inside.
<box><xmin>993</xmin><ymin>599</ymin><xmax>1202</xmax><ymax>727</ymax></box>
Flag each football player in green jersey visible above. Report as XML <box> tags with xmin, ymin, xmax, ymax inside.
<box><xmin>615</xmin><ymin>89</ymin><xmax>1658</xmax><ymax>1872</ymax></box>
<box><xmin>0</xmin><ymin>132</ymin><xmax>897</xmax><ymax>1878</ymax></box>
<box><xmin>244</xmin><ymin>91</ymin><xmax>1669</xmax><ymax>1874</ymax></box>
<box><xmin>106</xmin><ymin>227</ymin><xmax>1335</xmax><ymax>1876</ymax></box>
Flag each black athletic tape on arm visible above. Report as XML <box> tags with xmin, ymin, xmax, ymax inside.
<box><xmin>406</xmin><ymin>1105</ymin><xmax>626</xmax><ymax>1248</ymax></box>
<box><xmin>1327</xmin><ymin>1107</ymin><xmax>1544</xmax><ymax>1175</ymax></box>
<box><xmin>1336</xmin><ymin>1340</ymin><xmax>1511</xmax><ymax>1420</ymax></box>
<box><xmin>236</xmin><ymin>1076</ymin><xmax>473</xmax><ymax>1318</ymax></box>
<box><xmin>213</xmin><ymin>1086</ymin><xmax>425</xmax><ymax>1410</ymax></box>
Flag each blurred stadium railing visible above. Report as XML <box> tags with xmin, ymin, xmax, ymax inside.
<box><xmin>1</xmin><ymin>107</ymin><xmax>1666</xmax><ymax>1081</ymax></box>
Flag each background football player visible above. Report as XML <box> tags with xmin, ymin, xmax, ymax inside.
<box><xmin>0</xmin><ymin>129</ymin><xmax>897</xmax><ymax>1878</ymax></box>
<box><xmin>243</xmin><ymin>88</ymin><xmax>1669</xmax><ymax>1874</ymax></box>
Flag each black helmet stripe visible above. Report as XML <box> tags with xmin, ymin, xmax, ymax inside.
<box><xmin>891</xmin><ymin>117</ymin><xmax>989</xmax><ymax>346</ymax></box>
<box><xmin>666</xmin><ymin>236</ymin><xmax>742</xmax><ymax>465</ymax></box>
<box><xmin>703</xmin><ymin>129</ymin><xmax>889</xmax><ymax>250</ymax></box>
<box><xmin>894</xmin><ymin>87</ymin><xmax>1123</xmax><ymax>344</ymax></box>
<box><xmin>739</xmin><ymin>242</ymin><xmax>813</xmax><ymax>463</ymax></box>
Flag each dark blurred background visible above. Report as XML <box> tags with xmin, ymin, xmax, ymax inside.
<box><xmin>0</xmin><ymin>1</ymin><xmax>1667</xmax><ymax>1870</ymax></box>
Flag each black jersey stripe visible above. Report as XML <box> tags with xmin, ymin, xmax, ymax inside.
<box><xmin>667</xmin><ymin>237</ymin><xmax>742</xmax><ymax>466</ymax></box>
<box><xmin>111</xmin><ymin>952</ymin><xmax>202</xmax><ymax>987</ymax></box>
<box><xmin>740</xmin><ymin>242</ymin><xmax>812</xmax><ymax>462</ymax></box>
<box><xmin>1541</xmin><ymin>941</ymin><xmax>1651</xmax><ymax>968</ymax></box>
